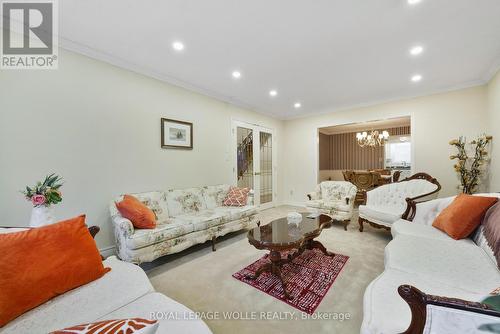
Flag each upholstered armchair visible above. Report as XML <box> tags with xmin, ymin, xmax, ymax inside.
<box><xmin>358</xmin><ymin>173</ymin><xmax>441</xmax><ymax>232</ymax></box>
<box><xmin>306</xmin><ymin>181</ymin><xmax>358</xmax><ymax>230</ymax></box>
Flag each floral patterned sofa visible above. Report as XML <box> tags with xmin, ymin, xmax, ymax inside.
<box><xmin>110</xmin><ymin>185</ymin><xmax>258</xmax><ymax>263</ymax></box>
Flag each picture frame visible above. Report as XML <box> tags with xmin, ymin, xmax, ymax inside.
<box><xmin>161</xmin><ymin>118</ymin><xmax>193</xmax><ymax>149</ymax></box>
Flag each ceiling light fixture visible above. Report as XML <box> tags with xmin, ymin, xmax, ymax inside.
<box><xmin>172</xmin><ymin>41</ymin><xmax>185</xmax><ymax>51</ymax></box>
<box><xmin>411</xmin><ymin>74</ymin><xmax>422</xmax><ymax>82</ymax></box>
<box><xmin>356</xmin><ymin>130</ymin><xmax>390</xmax><ymax>148</ymax></box>
<box><xmin>410</xmin><ymin>45</ymin><xmax>424</xmax><ymax>56</ymax></box>
<box><xmin>407</xmin><ymin>0</ymin><xmax>422</xmax><ymax>5</ymax></box>
<box><xmin>269</xmin><ymin>90</ymin><xmax>278</xmax><ymax>97</ymax></box>
<box><xmin>294</xmin><ymin>102</ymin><xmax>301</xmax><ymax>109</ymax></box>
<box><xmin>232</xmin><ymin>71</ymin><xmax>241</xmax><ymax>79</ymax></box>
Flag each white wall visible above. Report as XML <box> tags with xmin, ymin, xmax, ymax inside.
<box><xmin>488</xmin><ymin>70</ymin><xmax>500</xmax><ymax>192</ymax></box>
<box><xmin>1</xmin><ymin>46</ymin><xmax>496</xmax><ymax>253</ymax></box>
<box><xmin>282</xmin><ymin>86</ymin><xmax>488</xmax><ymax>204</ymax></box>
<box><xmin>0</xmin><ymin>50</ymin><xmax>284</xmax><ymax>251</ymax></box>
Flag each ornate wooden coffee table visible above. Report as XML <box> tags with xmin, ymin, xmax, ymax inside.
<box><xmin>246</xmin><ymin>213</ymin><xmax>334</xmax><ymax>299</ymax></box>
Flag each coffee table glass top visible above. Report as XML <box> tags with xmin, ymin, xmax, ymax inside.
<box><xmin>248</xmin><ymin>213</ymin><xmax>332</xmax><ymax>247</ymax></box>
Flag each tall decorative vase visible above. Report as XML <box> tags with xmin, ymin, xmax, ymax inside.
<box><xmin>29</xmin><ymin>206</ymin><xmax>56</xmax><ymax>227</ymax></box>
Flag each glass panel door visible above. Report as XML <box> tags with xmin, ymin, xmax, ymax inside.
<box><xmin>236</xmin><ymin>126</ymin><xmax>254</xmax><ymax>190</ymax></box>
<box><xmin>259</xmin><ymin>131</ymin><xmax>273</xmax><ymax>205</ymax></box>
<box><xmin>233</xmin><ymin>121</ymin><xmax>275</xmax><ymax>208</ymax></box>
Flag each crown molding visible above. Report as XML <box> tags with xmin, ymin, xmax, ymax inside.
<box><xmin>482</xmin><ymin>57</ymin><xmax>500</xmax><ymax>83</ymax></box>
<box><xmin>283</xmin><ymin>79</ymin><xmax>487</xmax><ymax>121</ymax></box>
<box><xmin>59</xmin><ymin>36</ymin><xmax>494</xmax><ymax>122</ymax></box>
<box><xmin>58</xmin><ymin>37</ymin><xmax>282</xmax><ymax>120</ymax></box>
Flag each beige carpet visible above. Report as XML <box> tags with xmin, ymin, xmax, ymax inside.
<box><xmin>146</xmin><ymin>206</ymin><xmax>391</xmax><ymax>334</ymax></box>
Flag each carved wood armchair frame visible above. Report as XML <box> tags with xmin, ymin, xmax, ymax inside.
<box><xmin>398</xmin><ymin>285</ymin><xmax>500</xmax><ymax>334</ymax></box>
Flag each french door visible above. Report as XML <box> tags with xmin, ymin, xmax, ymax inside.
<box><xmin>232</xmin><ymin>120</ymin><xmax>276</xmax><ymax>209</ymax></box>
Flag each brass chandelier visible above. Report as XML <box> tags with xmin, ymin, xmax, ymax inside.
<box><xmin>356</xmin><ymin>130</ymin><xmax>390</xmax><ymax>148</ymax></box>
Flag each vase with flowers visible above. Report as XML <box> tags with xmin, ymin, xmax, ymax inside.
<box><xmin>449</xmin><ymin>135</ymin><xmax>492</xmax><ymax>194</ymax></box>
<box><xmin>22</xmin><ymin>174</ymin><xmax>63</xmax><ymax>227</ymax></box>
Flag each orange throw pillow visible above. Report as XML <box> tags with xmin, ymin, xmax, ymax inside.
<box><xmin>116</xmin><ymin>195</ymin><xmax>156</xmax><ymax>229</ymax></box>
<box><xmin>0</xmin><ymin>215</ymin><xmax>110</xmax><ymax>327</ymax></box>
<box><xmin>432</xmin><ymin>194</ymin><xmax>498</xmax><ymax>240</ymax></box>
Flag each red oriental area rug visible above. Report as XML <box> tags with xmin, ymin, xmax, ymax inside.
<box><xmin>232</xmin><ymin>249</ymin><xmax>349</xmax><ymax>314</ymax></box>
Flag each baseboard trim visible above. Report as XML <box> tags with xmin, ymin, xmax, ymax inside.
<box><xmin>100</xmin><ymin>245</ymin><xmax>116</xmax><ymax>258</ymax></box>
<box><xmin>283</xmin><ymin>202</ymin><xmax>307</xmax><ymax>208</ymax></box>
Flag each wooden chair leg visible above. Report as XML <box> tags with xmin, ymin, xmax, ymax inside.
<box><xmin>211</xmin><ymin>236</ymin><xmax>216</xmax><ymax>251</ymax></box>
<box><xmin>358</xmin><ymin>218</ymin><xmax>364</xmax><ymax>232</ymax></box>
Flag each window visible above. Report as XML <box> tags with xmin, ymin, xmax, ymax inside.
<box><xmin>385</xmin><ymin>138</ymin><xmax>411</xmax><ymax>167</ymax></box>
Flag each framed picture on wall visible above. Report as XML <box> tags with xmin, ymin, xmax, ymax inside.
<box><xmin>161</xmin><ymin>118</ymin><xmax>193</xmax><ymax>149</ymax></box>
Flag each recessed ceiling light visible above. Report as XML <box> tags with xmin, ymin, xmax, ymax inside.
<box><xmin>411</xmin><ymin>74</ymin><xmax>422</xmax><ymax>82</ymax></box>
<box><xmin>294</xmin><ymin>102</ymin><xmax>301</xmax><ymax>109</ymax></box>
<box><xmin>407</xmin><ymin>0</ymin><xmax>422</xmax><ymax>5</ymax></box>
<box><xmin>232</xmin><ymin>71</ymin><xmax>241</xmax><ymax>79</ymax></box>
<box><xmin>410</xmin><ymin>45</ymin><xmax>424</xmax><ymax>56</ymax></box>
<box><xmin>172</xmin><ymin>41</ymin><xmax>184</xmax><ymax>51</ymax></box>
<box><xmin>269</xmin><ymin>90</ymin><xmax>278</xmax><ymax>97</ymax></box>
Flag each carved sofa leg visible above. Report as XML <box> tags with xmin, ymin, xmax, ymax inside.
<box><xmin>211</xmin><ymin>236</ymin><xmax>216</xmax><ymax>251</ymax></box>
<box><xmin>343</xmin><ymin>220</ymin><xmax>349</xmax><ymax>231</ymax></box>
<box><xmin>358</xmin><ymin>217</ymin><xmax>364</xmax><ymax>232</ymax></box>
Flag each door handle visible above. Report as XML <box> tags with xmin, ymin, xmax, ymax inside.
<box><xmin>254</xmin><ymin>172</ymin><xmax>261</xmax><ymax>176</ymax></box>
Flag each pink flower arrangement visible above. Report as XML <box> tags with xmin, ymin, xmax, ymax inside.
<box><xmin>31</xmin><ymin>194</ymin><xmax>47</xmax><ymax>206</ymax></box>
<box><xmin>22</xmin><ymin>174</ymin><xmax>63</xmax><ymax>207</ymax></box>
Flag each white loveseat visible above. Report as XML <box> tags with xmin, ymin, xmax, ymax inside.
<box><xmin>358</xmin><ymin>173</ymin><xmax>441</xmax><ymax>232</ymax></box>
<box><xmin>1</xmin><ymin>254</ymin><xmax>212</xmax><ymax>334</ymax></box>
<box><xmin>110</xmin><ymin>184</ymin><xmax>258</xmax><ymax>263</ymax></box>
<box><xmin>361</xmin><ymin>194</ymin><xmax>500</xmax><ymax>334</ymax></box>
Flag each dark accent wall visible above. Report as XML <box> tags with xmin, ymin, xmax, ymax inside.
<box><xmin>319</xmin><ymin>126</ymin><xmax>411</xmax><ymax>170</ymax></box>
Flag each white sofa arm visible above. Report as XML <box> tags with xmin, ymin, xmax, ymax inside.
<box><xmin>412</xmin><ymin>196</ymin><xmax>455</xmax><ymax>225</ymax></box>
<box><xmin>112</xmin><ymin>215</ymin><xmax>134</xmax><ymax>238</ymax></box>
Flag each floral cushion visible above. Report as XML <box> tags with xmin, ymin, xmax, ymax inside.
<box><xmin>306</xmin><ymin>199</ymin><xmax>324</xmax><ymax>209</ymax></box>
<box><xmin>214</xmin><ymin>205</ymin><xmax>258</xmax><ymax>221</ymax></box>
<box><xmin>320</xmin><ymin>181</ymin><xmax>357</xmax><ymax>202</ymax></box>
<box><xmin>202</xmin><ymin>185</ymin><xmax>231</xmax><ymax>209</ymax></box>
<box><xmin>165</xmin><ymin>188</ymin><xmax>207</xmax><ymax>216</ymax></box>
<box><xmin>223</xmin><ymin>187</ymin><xmax>250</xmax><ymax>206</ymax></box>
<box><xmin>125</xmin><ymin>220</ymin><xmax>194</xmax><ymax>250</ymax></box>
<box><xmin>122</xmin><ymin>217</ymin><xmax>258</xmax><ymax>263</ymax></box>
<box><xmin>175</xmin><ymin>211</ymin><xmax>227</xmax><ymax>232</ymax></box>
<box><xmin>324</xmin><ymin>200</ymin><xmax>352</xmax><ymax>213</ymax></box>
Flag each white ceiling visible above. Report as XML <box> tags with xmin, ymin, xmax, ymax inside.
<box><xmin>58</xmin><ymin>0</ymin><xmax>500</xmax><ymax>119</ymax></box>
